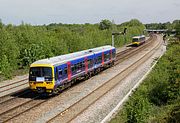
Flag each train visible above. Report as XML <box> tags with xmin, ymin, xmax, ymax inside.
<box><xmin>132</xmin><ymin>35</ymin><xmax>146</xmax><ymax>46</ymax></box>
<box><xmin>29</xmin><ymin>45</ymin><xmax>116</xmax><ymax>94</ymax></box>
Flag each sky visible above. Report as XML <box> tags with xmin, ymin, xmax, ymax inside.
<box><xmin>0</xmin><ymin>0</ymin><xmax>180</xmax><ymax>25</ymax></box>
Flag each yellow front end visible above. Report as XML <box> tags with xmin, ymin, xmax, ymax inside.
<box><xmin>29</xmin><ymin>64</ymin><xmax>55</xmax><ymax>93</ymax></box>
<box><xmin>132</xmin><ymin>42</ymin><xmax>140</xmax><ymax>46</ymax></box>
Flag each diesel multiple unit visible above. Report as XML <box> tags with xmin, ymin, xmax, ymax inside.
<box><xmin>29</xmin><ymin>45</ymin><xmax>116</xmax><ymax>94</ymax></box>
<box><xmin>132</xmin><ymin>35</ymin><xmax>146</xmax><ymax>46</ymax></box>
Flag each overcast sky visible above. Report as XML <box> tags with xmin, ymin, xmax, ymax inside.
<box><xmin>0</xmin><ymin>0</ymin><xmax>180</xmax><ymax>25</ymax></box>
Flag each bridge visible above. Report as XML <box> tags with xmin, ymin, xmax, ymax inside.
<box><xmin>145</xmin><ymin>29</ymin><xmax>168</xmax><ymax>34</ymax></box>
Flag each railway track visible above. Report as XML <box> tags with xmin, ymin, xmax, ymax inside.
<box><xmin>0</xmin><ymin>89</ymin><xmax>31</xmax><ymax>105</ymax></box>
<box><xmin>47</xmin><ymin>34</ymin><xmax>161</xmax><ymax>123</ymax></box>
<box><xmin>0</xmin><ymin>78</ymin><xmax>28</xmax><ymax>98</ymax></box>
<box><xmin>0</xmin><ymin>93</ymin><xmax>50</xmax><ymax>123</ymax></box>
<box><xmin>0</xmin><ymin>78</ymin><xmax>28</xmax><ymax>90</ymax></box>
<box><xmin>115</xmin><ymin>35</ymin><xmax>155</xmax><ymax>64</ymax></box>
<box><xmin>0</xmin><ymin>35</ymin><xmax>157</xmax><ymax>123</ymax></box>
<box><xmin>116</xmin><ymin>35</ymin><xmax>153</xmax><ymax>58</ymax></box>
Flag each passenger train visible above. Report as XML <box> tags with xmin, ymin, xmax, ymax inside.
<box><xmin>132</xmin><ymin>35</ymin><xmax>146</xmax><ymax>46</ymax></box>
<box><xmin>29</xmin><ymin>45</ymin><xmax>116</xmax><ymax>94</ymax></box>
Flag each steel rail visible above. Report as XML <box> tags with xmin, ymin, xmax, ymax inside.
<box><xmin>47</xmin><ymin>34</ymin><xmax>161</xmax><ymax>123</ymax></box>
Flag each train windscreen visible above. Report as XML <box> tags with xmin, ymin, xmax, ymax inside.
<box><xmin>29</xmin><ymin>67</ymin><xmax>52</xmax><ymax>81</ymax></box>
<box><xmin>132</xmin><ymin>38</ymin><xmax>139</xmax><ymax>42</ymax></box>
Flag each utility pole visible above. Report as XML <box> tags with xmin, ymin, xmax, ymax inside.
<box><xmin>112</xmin><ymin>34</ymin><xmax>115</xmax><ymax>47</ymax></box>
<box><xmin>123</xmin><ymin>28</ymin><xmax>127</xmax><ymax>45</ymax></box>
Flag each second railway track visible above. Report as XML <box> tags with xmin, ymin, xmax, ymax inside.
<box><xmin>47</xmin><ymin>34</ymin><xmax>161</xmax><ymax>123</ymax></box>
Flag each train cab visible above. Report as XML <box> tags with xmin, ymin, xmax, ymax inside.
<box><xmin>29</xmin><ymin>64</ymin><xmax>55</xmax><ymax>93</ymax></box>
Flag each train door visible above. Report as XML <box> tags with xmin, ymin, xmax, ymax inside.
<box><xmin>102</xmin><ymin>52</ymin><xmax>104</xmax><ymax>65</ymax></box>
<box><xmin>67</xmin><ymin>62</ymin><xmax>71</xmax><ymax>81</ymax></box>
<box><xmin>84</xmin><ymin>57</ymin><xmax>88</xmax><ymax>74</ymax></box>
<box><xmin>61</xmin><ymin>64</ymin><xmax>67</xmax><ymax>82</ymax></box>
<box><xmin>110</xmin><ymin>49</ymin><xmax>112</xmax><ymax>62</ymax></box>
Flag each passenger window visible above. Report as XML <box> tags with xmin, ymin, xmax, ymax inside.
<box><xmin>77</xmin><ymin>63</ymin><xmax>80</xmax><ymax>69</ymax></box>
<box><xmin>82</xmin><ymin>61</ymin><xmax>85</xmax><ymax>68</ymax></box>
<box><xmin>80</xmin><ymin>62</ymin><xmax>83</xmax><ymax>68</ymax></box>
<box><xmin>112</xmin><ymin>52</ymin><xmax>115</xmax><ymax>58</ymax></box>
<box><xmin>74</xmin><ymin>64</ymin><xmax>77</xmax><ymax>70</ymax></box>
<box><xmin>71</xmin><ymin>65</ymin><xmax>75</xmax><ymax>72</ymax></box>
<box><xmin>58</xmin><ymin>69</ymin><xmax>62</xmax><ymax>75</ymax></box>
<box><xmin>98</xmin><ymin>56</ymin><xmax>102</xmax><ymax>63</ymax></box>
<box><xmin>64</xmin><ymin>68</ymin><xmax>67</xmax><ymax>75</ymax></box>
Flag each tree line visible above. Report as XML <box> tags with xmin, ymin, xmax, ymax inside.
<box><xmin>0</xmin><ymin>19</ymin><xmax>145</xmax><ymax>79</ymax></box>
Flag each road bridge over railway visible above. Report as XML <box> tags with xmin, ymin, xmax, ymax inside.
<box><xmin>145</xmin><ymin>29</ymin><xmax>168</xmax><ymax>34</ymax></box>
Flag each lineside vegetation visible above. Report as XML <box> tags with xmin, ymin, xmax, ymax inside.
<box><xmin>110</xmin><ymin>38</ymin><xmax>180</xmax><ymax>123</ymax></box>
<box><xmin>0</xmin><ymin>19</ymin><xmax>145</xmax><ymax>80</ymax></box>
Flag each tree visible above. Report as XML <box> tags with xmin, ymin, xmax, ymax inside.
<box><xmin>174</xmin><ymin>22</ymin><xmax>180</xmax><ymax>41</ymax></box>
<box><xmin>99</xmin><ymin>19</ymin><xmax>112</xmax><ymax>30</ymax></box>
<box><xmin>0</xmin><ymin>55</ymin><xmax>12</xmax><ymax>78</ymax></box>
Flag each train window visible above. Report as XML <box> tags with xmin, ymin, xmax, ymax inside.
<box><xmin>112</xmin><ymin>51</ymin><xmax>115</xmax><ymax>58</ymax></box>
<box><xmin>74</xmin><ymin>64</ymin><xmax>77</xmax><ymax>70</ymax></box>
<box><xmin>95</xmin><ymin>58</ymin><xmax>98</xmax><ymax>64</ymax></box>
<box><xmin>77</xmin><ymin>63</ymin><xmax>80</xmax><ymax>70</ymax></box>
<box><xmin>98</xmin><ymin>56</ymin><xmax>102</xmax><ymax>63</ymax></box>
<box><xmin>58</xmin><ymin>69</ymin><xmax>63</xmax><ymax>76</ymax></box>
<box><xmin>108</xmin><ymin>53</ymin><xmax>110</xmax><ymax>58</ymax></box>
<box><xmin>104</xmin><ymin>54</ymin><xmax>107</xmax><ymax>61</ymax></box>
<box><xmin>105</xmin><ymin>53</ymin><xmax>110</xmax><ymax>61</ymax></box>
<box><xmin>132</xmin><ymin>38</ymin><xmax>139</xmax><ymax>42</ymax></box>
<box><xmin>76</xmin><ymin>63</ymin><xmax>80</xmax><ymax>70</ymax></box>
<box><xmin>82</xmin><ymin>61</ymin><xmax>85</xmax><ymax>68</ymax></box>
<box><xmin>64</xmin><ymin>67</ymin><xmax>67</xmax><ymax>75</ymax></box>
<box><xmin>91</xmin><ymin>59</ymin><xmax>93</xmax><ymax>64</ymax></box>
<box><xmin>88</xmin><ymin>60</ymin><xmax>90</xmax><ymax>65</ymax></box>
<box><xmin>71</xmin><ymin>65</ymin><xmax>75</xmax><ymax>72</ymax></box>
<box><xmin>79</xmin><ymin>62</ymin><xmax>83</xmax><ymax>69</ymax></box>
<box><xmin>88</xmin><ymin>59</ymin><xmax>93</xmax><ymax>66</ymax></box>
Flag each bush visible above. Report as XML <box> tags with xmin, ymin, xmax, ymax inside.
<box><xmin>125</xmin><ymin>94</ymin><xmax>151</xmax><ymax>123</ymax></box>
<box><xmin>0</xmin><ymin>19</ymin><xmax>145</xmax><ymax>79</ymax></box>
<box><xmin>0</xmin><ymin>55</ymin><xmax>12</xmax><ymax>78</ymax></box>
<box><xmin>110</xmin><ymin>40</ymin><xmax>180</xmax><ymax>123</ymax></box>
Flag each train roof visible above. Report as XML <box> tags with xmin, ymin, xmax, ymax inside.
<box><xmin>31</xmin><ymin>45</ymin><xmax>115</xmax><ymax>66</ymax></box>
<box><xmin>132</xmin><ymin>35</ymin><xmax>145</xmax><ymax>39</ymax></box>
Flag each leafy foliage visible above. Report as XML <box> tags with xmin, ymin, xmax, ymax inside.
<box><xmin>99</xmin><ymin>19</ymin><xmax>113</xmax><ymax>30</ymax></box>
<box><xmin>0</xmin><ymin>19</ymin><xmax>145</xmax><ymax>79</ymax></box>
<box><xmin>110</xmin><ymin>40</ymin><xmax>180</xmax><ymax>123</ymax></box>
<box><xmin>0</xmin><ymin>55</ymin><xmax>12</xmax><ymax>78</ymax></box>
<box><xmin>125</xmin><ymin>94</ymin><xmax>151</xmax><ymax>123</ymax></box>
